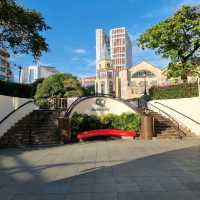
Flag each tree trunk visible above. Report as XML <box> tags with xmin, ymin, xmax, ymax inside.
<box><xmin>180</xmin><ymin>62</ymin><xmax>188</xmax><ymax>83</ymax></box>
<box><xmin>181</xmin><ymin>73</ymin><xmax>188</xmax><ymax>83</ymax></box>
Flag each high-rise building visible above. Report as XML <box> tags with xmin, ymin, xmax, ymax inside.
<box><xmin>0</xmin><ymin>49</ymin><xmax>12</xmax><ymax>81</ymax></box>
<box><xmin>20</xmin><ymin>65</ymin><xmax>59</xmax><ymax>84</ymax></box>
<box><xmin>96</xmin><ymin>29</ymin><xmax>110</xmax><ymax>62</ymax></box>
<box><xmin>95</xmin><ymin>27</ymin><xmax>132</xmax><ymax>95</ymax></box>
<box><xmin>110</xmin><ymin>27</ymin><xmax>132</xmax><ymax>70</ymax></box>
<box><xmin>96</xmin><ymin>27</ymin><xmax>132</xmax><ymax>70</ymax></box>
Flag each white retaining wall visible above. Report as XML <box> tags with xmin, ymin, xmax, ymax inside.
<box><xmin>148</xmin><ymin>97</ymin><xmax>200</xmax><ymax>136</ymax></box>
<box><xmin>0</xmin><ymin>95</ymin><xmax>37</xmax><ymax>136</ymax></box>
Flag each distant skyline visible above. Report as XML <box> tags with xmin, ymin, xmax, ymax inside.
<box><xmin>11</xmin><ymin>0</ymin><xmax>200</xmax><ymax>79</ymax></box>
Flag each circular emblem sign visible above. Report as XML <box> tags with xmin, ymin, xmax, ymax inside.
<box><xmin>96</xmin><ymin>98</ymin><xmax>106</xmax><ymax>107</ymax></box>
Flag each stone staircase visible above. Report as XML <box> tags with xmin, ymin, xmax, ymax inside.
<box><xmin>0</xmin><ymin>110</ymin><xmax>61</xmax><ymax>148</ymax></box>
<box><xmin>150</xmin><ymin>111</ymin><xmax>185</xmax><ymax>139</ymax></box>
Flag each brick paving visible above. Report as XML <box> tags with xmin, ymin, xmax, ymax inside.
<box><xmin>1</xmin><ymin>139</ymin><xmax>200</xmax><ymax>199</ymax></box>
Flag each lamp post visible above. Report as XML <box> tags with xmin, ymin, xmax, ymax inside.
<box><xmin>18</xmin><ymin>65</ymin><xmax>22</xmax><ymax>83</ymax></box>
<box><xmin>143</xmin><ymin>71</ymin><xmax>147</xmax><ymax>95</ymax></box>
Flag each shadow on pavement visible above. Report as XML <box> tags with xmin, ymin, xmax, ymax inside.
<box><xmin>0</xmin><ymin>141</ymin><xmax>200</xmax><ymax>200</ymax></box>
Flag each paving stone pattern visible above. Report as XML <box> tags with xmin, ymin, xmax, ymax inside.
<box><xmin>1</xmin><ymin>139</ymin><xmax>200</xmax><ymax>199</ymax></box>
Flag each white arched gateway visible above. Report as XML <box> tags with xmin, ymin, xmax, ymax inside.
<box><xmin>66</xmin><ymin>95</ymin><xmax>137</xmax><ymax>118</ymax></box>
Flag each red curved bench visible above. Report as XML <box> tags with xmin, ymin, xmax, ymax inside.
<box><xmin>77</xmin><ymin>129</ymin><xmax>137</xmax><ymax>140</ymax></box>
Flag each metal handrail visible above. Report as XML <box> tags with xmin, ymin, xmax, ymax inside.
<box><xmin>48</xmin><ymin>97</ymin><xmax>68</xmax><ymax>110</ymax></box>
<box><xmin>148</xmin><ymin>102</ymin><xmax>187</xmax><ymax>137</ymax></box>
<box><xmin>154</xmin><ymin>101</ymin><xmax>200</xmax><ymax>125</ymax></box>
<box><xmin>0</xmin><ymin>100</ymin><xmax>34</xmax><ymax>125</ymax></box>
<box><xmin>64</xmin><ymin>96</ymin><xmax>84</xmax><ymax>117</ymax></box>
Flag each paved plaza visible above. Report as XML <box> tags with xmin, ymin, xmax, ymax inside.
<box><xmin>1</xmin><ymin>139</ymin><xmax>200</xmax><ymax>200</ymax></box>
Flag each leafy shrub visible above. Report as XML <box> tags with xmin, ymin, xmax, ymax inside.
<box><xmin>0</xmin><ymin>80</ymin><xmax>42</xmax><ymax>98</ymax></box>
<box><xmin>30</xmin><ymin>78</ymin><xmax>44</xmax><ymax>97</ymax></box>
<box><xmin>82</xmin><ymin>85</ymin><xmax>95</xmax><ymax>96</ymax></box>
<box><xmin>35</xmin><ymin>73</ymin><xmax>83</xmax><ymax>107</ymax></box>
<box><xmin>149</xmin><ymin>83</ymin><xmax>198</xmax><ymax>100</ymax></box>
<box><xmin>71</xmin><ymin>112</ymin><xmax>140</xmax><ymax>139</ymax></box>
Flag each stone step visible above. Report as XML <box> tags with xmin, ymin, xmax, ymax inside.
<box><xmin>155</xmin><ymin>125</ymin><xmax>174</xmax><ymax>130</ymax></box>
<box><xmin>157</xmin><ymin>131</ymin><xmax>178</xmax><ymax>135</ymax></box>
<box><xmin>0</xmin><ymin>110</ymin><xmax>61</xmax><ymax>147</ymax></box>
<box><xmin>155</xmin><ymin>128</ymin><xmax>177</xmax><ymax>132</ymax></box>
<box><xmin>13</xmin><ymin>124</ymin><xmax>57</xmax><ymax>129</ymax></box>
<box><xmin>148</xmin><ymin>110</ymin><xmax>189</xmax><ymax>140</ymax></box>
<box><xmin>156</xmin><ymin>135</ymin><xmax>181</xmax><ymax>139</ymax></box>
<box><xmin>155</xmin><ymin>137</ymin><xmax>181</xmax><ymax>140</ymax></box>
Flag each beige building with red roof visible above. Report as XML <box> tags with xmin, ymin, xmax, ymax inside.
<box><xmin>80</xmin><ymin>76</ymin><xmax>96</xmax><ymax>88</ymax></box>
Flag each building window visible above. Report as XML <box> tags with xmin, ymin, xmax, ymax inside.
<box><xmin>0</xmin><ymin>75</ymin><xmax>5</xmax><ymax>80</ymax></box>
<box><xmin>107</xmin><ymin>71</ymin><xmax>112</xmax><ymax>78</ymax></box>
<box><xmin>132</xmin><ymin>70</ymin><xmax>155</xmax><ymax>78</ymax></box>
<box><xmin>101</xmin><ymin>82</ymin><xmax>105</xmax><ymax>94</ymax></box>
<box><xmin>100</xmin><ymin>72</ymin><xmax>106</xmax><ymax>78</ymax></box>
<box><xmin>0</xmin><ymin>67</ymin><xmax>5</xmax><ymax>72</ymax></box>
<box><xmin>109</xmin><ymin>81</ymin><xmax>113</xmax><ymax>94</ymax></box>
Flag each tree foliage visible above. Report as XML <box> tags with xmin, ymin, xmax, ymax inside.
<box><xmin>82</xmin><ymin>85</ymin><xmax>95</xmax><ymax>96</ymax></box>
<box><xmin>0</xmin><ymin>0</ymin><xmax>50</xmax><ymax>59</ymax></box>
<box><xmin>35</xmin><ymin>73</ymin><xmax>84</xmax><ymax>106</ymax></box>
<box><xmin>137</xmin><ymin>6</ymin><xmax>200</xmax><ymax>81</ymax></box>
<box><xmin>0</xmin><ymin>78</ymin><xmax>43</xmax><ymax>98</ymax></box>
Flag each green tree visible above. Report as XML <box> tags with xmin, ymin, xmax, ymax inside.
<box><xmin>137</xmin><ymin>6</ymin><xmax>200</xmax><ymax>82</ymax></box>
<box><xmin>82</xmin><ymin>85</ymin><xmax>95</xmax><ymax>96</ymax></box>
<box><xmin>63</xmin><ymin>77</ymin><xmax>83</xmax><ymax>97</ymax></box>
<box><xmin>0</xmin><ymin>0</ymin><xmax>50</xmax><ymax>59</ymax></box>
<box><xmin>30</xmin><ymin>78</ymin><xmax>44</xmax><ymax>97</ymax></box>
<box><xmin>35</xmin><ymin>73</ymin><xmax>83</xmax><ymax>106</ymax></box>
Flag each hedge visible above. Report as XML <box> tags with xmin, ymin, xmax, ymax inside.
<box><xmin>149</xmin><ymin>83</ymin><xmax>198</xmax><ymax>100</ymax></box>
<box><xmin>0</xmin><ymin>79</ymin><xmax>43</xmax><ymax>98</ymax></box>
<box><xmin>71</xmin><ymin>112</ymin><xmax>141</xmax><ymax>140</ymax></box>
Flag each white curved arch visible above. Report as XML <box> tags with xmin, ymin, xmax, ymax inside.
<box><xmin>69</xmin><ymin>96</ymin><xmax>136</xmax><ymax>118</ymax></box>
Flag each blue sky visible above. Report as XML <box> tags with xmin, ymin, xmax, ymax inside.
<box><xmin>12</xmin><ymin>0</ymin><xmax>200</xmax><ymax>79</ymax></box>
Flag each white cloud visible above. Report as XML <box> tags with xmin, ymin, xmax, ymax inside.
<box><xmin>76</xmin><ymin>72</ymin><xmax>96</xmax><ymax>78</ymax></box>
<box><xmin>85</xmin><ymin>58</ymin><xmax>96</xmax><ymax>67</ymax></box>
<box><xmin>72</xmin><ymin>48</ymin><xmax>86</xmax><ymax>54</ymax></box>
<box><xmin>38</xmin><ymin>62</ymin><xmax>53</xmax><ymax>66</ymax></box>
